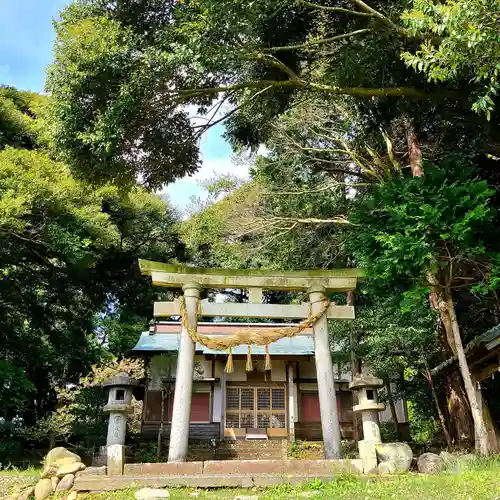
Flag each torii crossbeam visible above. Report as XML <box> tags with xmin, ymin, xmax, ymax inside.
<box><xmin>139</xmin><ymin>260</ymin><xmax>364</xmax><ymax>462</ymax></box>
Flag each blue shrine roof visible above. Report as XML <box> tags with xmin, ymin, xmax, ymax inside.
<box><xmin>133</xmin><ymin>324</ymin><xmax>315</xmax><ymax>356</ymax></box>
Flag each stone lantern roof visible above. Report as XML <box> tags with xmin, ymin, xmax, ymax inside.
<box><xmin>102</xmin><ymin>372</ymin><xmax>138</xmax><ymax>388</ymax></box>
<box><xmin>349</xmin><ymin>374</ymin><xmax>384</xmax><ymax>390</ymax></box>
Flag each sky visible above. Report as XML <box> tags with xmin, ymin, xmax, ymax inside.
<box><xmin>0</xmin><ymin>0</ymin><xmax>243</xmax><ymax>212</ymax></box>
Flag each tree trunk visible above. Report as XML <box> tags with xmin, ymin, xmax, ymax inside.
<box><xmin>442</xmin><ymin>370</ymin><xmax>474</xmax><ymax>445</ymax></box>
<box><xmin>404</xmin><ymin>115</ymin><xmax>424</xmax><ymax>177</ymax></box>
<box><xmin>428</xmin><ymin>271</ymin><xmax>473</xmax><ymax>444</ymax></box>
<box><xmin>384</xmin><ymin>377</ymin><xmax>400</xmax><ymax>439</ymax></box>
<box><xmin>445</xmin><ymin>295</ymin><xmax>489</xmax><ymax>455</ymax></box>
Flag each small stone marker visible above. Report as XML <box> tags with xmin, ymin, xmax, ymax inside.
<box><xmin>134</xmin><ymin>488</ymin><xmax>171</xmax><ymax>499</ymax></box>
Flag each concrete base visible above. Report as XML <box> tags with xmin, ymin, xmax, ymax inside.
<box><xmin>74</xmin><ymin>459</ymin><xmax>363</xmax><ymax>492</ymax></box>
<box><xmin>107</xmin><ymin>444</ymin><xmax>125</xmax><ymax>476</ymax></box>
<box><xmin>358</xmin><ymin>440</ymin><xmax>378</xmax><ymax>474</ymax></box>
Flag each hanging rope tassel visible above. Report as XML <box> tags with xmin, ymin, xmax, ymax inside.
<box><xmin>225</xmin><ymin>349</ymin><xmax>234</xmax><ymax>373</ymax></box>
<box><xmin>246</xmin><ymin>344</ymin><xmax>253</xmax><ymax>372</ymax></box>
<box><xmin>265</xmin><ymin>344</ymin><xmax>272</xmax><ymax>371</ymax></box>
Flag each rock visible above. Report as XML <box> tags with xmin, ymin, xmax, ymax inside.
<box><xmin>34</xmin><ymin>478</ymin><xmax>53</xmax><ymax>500</ymax></box>
<box><xmin>459</xmin><ymin>453</ymin><xmax>477</xmax><ymax>463</ymax></box>
<box><xmin>41</xmin><ymin>465</ymin><xmax>58</xmax><ymax>479</ymax></box>
<box><xmin>233</xmin><ymin>497</ymin><xmax>258</xmax><ymax>500</ymax></box>
<box><xmin>56</xmin><ymin>474</ymin><xmax>75</xmax><ymax>492</ymax></box>
<box><xmin>439</xmin><ymin>451</ymin><xmax>454</xmax><ymax>462</ymax></box>
<box><xmin>43</xmin><ymin>447</ymin><xmax>81</xmax><ymax>478</ymax></box>
<box><xmin>51</xmin><ymin>476</ymin><xmax>60</xmax><ymax>490</ymax></box>
<box><xmin>17</xmin><ymin>486</ymin><xmax>35</xmax><ymax>500</ymax></box>
<box><xmin>417</xmin><ymin>453</ymin><xmax>443</xmax><ymax>474</ymax></box>
<box><xmin>77</xmin><ymin>465</ymin><xmax>106</xmax><ymax>476</ymax></box>
<box><xmin>375</xmin><ymin>443</ymin><xmax>413</xmax><ymax>473</ymax></box>
<box><xmin>57</xmin><ymin>462</ymin><xmax>86</xmax><ymax>478</ymax></box>
<box><xmin>378</xmin><ymin>461</ymin><xmax>396</xmax><ymax>474</ymax></box>
<box><xmin>44</xmin><ymin>447</ymin><xmax>81</xmax><ymax>467</ymax></box>
<box><xmin>134</xmin><ymin>488</ymin><xmax>171</xmax><ymax>499</ymax></box>
<box><xmin>67</xmin><ymin>492</ymin><xmax>78</xmax><ymax>500</ymax></box>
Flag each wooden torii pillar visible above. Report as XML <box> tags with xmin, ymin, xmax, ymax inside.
<box><xmin>139</xmin><ymin>260</ymin><xmax>363</xmax><ymax>462</ymax></box>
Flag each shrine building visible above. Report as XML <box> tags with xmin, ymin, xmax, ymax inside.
<box><xmin>133</xmin><ymin>321</ymin><xmax>408</xmax><ymax>443</ymax></box>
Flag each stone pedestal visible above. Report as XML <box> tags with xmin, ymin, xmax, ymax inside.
<box><xmin>103</xmin><ymin>372</ymin><xmax>138</xmax><ymax>475</ymax></box>
<box><xmin>107</xmin><ymin>444</ymin><xmax>125</xmax><ymax>476</ymax></box>
<box><xmin>349</xmin><ymin>374</ymin><xmax>385</xmax><ymax>473</ymax></box>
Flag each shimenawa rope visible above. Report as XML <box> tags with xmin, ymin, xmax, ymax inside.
<box><xmin>178</xmin><ymin>296</ymin><xmax>329</xmax><ymax>373</ymax></box>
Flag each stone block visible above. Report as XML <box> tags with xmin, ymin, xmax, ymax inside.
<box><xmin>283</xmin><ymin>459</ymin><xmax>356</xmax><ymax>476</ymax></box>
<box><xmin>124</xmin><ymin>462</ymin><xmax>203</xmax><ymax>476</ymax></box>
<box><xmin>358</xmin><ymin>440</ymin><xmax>378</xmax><ymax>474</ymax></box>
<box><xmin>78</xmin><ymin>465</ymin><xmax>107</xmax><ymax>476</ymax></box>
<box><xmin>203</xmin><ymin>459</ymin><xmax>284</xmax><ymax>475</ymax></box>
<box><xmin>107</xmin><ymin>444</ymin><xmax>125</xmax><ymax>476</ymax></box>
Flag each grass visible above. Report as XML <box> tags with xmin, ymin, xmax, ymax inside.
<box><xmin>2</xmin><ymin>457</ymin><xmax>500</xmax><ymax>499</ymax></box>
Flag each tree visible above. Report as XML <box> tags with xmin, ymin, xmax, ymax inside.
<box><xmin>0</xmin><ymin>89</ymin><xmax>185</xmax><ymax>425</ymax></box>
<box><xmin>350</xmin><ymin>160</ymin><xmax>500</xmax><ymax>454</ymax></box>
<box><xmin>401</xmin><ymin>0</ymin><xmax>500</xmax><ymax>119</ymax></box>
<box><xmin>47</xmin><ymin>0</ymin><xmax>500</xmax><ymax>186</ymax></box>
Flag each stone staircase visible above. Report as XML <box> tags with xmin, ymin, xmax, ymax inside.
<box><xmin>186</xmin><ymin>439</ymin><xmax>287</xmax><ymax>461</ymax></box>
<box><xmin>215</xmin><ymin>439</ymin><xmax>287</xmax><ymax>460</ymax></box>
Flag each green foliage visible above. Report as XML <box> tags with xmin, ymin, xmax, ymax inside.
<box><xmin>407</xmin><ymin>400</ymin><xmax>441</xmax><ymax>445</ymax></box>
<box><xmin>0</xmin><ymin>87</ymin><xmax>47</xmax><ymax>150</ymax></box>
<box><xmin>350</xmin><ymin>160</ymin><xmax>498</xmax><ymax>292</ymax></box>
<box><xmin>0</xmin><ymin>117</ymin><xmax>183</xmax><ymax>426</ymax></box>
<box><xmin>27</xmin><ymin>358</ymin><xmax>145</xmax><ymax>449</ymax></box>
<box><xmin>46</xmin><ymin>2</ymin><xmax>200</xmax><ymax>188</ymax></box>
<box><xmin>402</xmin><ymin>0</ymin><xmax>500</xmax><ymax>119</ymax></box>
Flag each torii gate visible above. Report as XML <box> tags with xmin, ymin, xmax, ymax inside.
<box><xmin>139</xmin><ymin>260</ymin><xmax>363</xmax><ymax>462</ymax></box>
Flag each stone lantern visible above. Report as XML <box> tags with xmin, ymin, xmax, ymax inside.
<box><xmin>349</xmin><ymin>374</ymin><xmax>385</xmax><ymax>473</ymax></box>
<box><xmin>103</xmin><ymin>372</ymin><xmax>138</xmax><ymax>475</ymax></box>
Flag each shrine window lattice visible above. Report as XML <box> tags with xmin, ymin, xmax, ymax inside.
<box><xmin>225</xmin><ymin>386</ymin><xmax>286</xmax><ymax>429</ymax></box>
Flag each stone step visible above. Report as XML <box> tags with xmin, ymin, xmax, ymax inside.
<box><xmin>75</xmin><ymin>473</ymin><xmax>340</xmax><ymax>491</ymax></box>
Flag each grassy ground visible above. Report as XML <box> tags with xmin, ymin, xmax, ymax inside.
<box><xmin>2</xmin><ymin>458</ymin><xmax>500</xmax><ymax>500</ymax></box>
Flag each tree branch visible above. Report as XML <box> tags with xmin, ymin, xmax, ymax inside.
<box><xmin>297</xmin><ymin>0</ymin><xmax>374</xmax><ymax>16</ymax></box>
<box><xmin>261</xmin><ymin>29</ymin><xmax>372</xmax><ymax>53</ymax></box>
<box><xmin>349</xmin><ymin>0</ymin><xmax>406</xmax><ymax>35</ymax></box>
<box><xmin>172</xmin><ymin>80</ymin><xmax>464</xmax><ymax>101</ymax></box>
